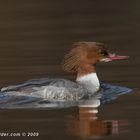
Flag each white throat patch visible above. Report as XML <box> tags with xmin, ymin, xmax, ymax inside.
<box><xmin>76</xmin><ymin>73</ymin><xmax>100</xmax><ymax>94</ymax></box>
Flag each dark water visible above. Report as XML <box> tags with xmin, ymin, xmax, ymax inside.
<box><xmin>0</xmin><ymin>0</ymin><xmax>140</xmax><ymax>139</ymax></box>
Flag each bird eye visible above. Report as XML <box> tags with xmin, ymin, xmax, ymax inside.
<box><xmin>100</xmin><ymin>51</ymin><xmax>108</xmax><ymax>56</ymax></box>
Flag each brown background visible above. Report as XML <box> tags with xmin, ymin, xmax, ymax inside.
<box><xmin>0</xmin><ymin>0</ymin><xmax>140</xmax><ymax>140</ymax></box>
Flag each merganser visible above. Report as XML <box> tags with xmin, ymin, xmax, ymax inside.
<box><xmin>0</xmin><ymin>42</ymin><xmax>130</xmax><ymax>104</ymax></box>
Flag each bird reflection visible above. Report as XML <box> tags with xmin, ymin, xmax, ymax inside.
<box><xmin>67</xmin><ymin>107</ymin><xmax>129</xmax><ymax>139</ymax></box>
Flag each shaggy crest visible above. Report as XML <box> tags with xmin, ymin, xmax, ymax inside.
<box><xmin>62</xmin><ymin>43</ymin><xmax>84</xmax><ymax>72</ymax></box>
<box><xmin>62</xmin><ymin>42</ymin><xmax>101</xmax><ymax>73</ymax></box>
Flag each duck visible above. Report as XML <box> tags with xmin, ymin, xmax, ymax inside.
<box><xmin>0</xmin><ymin>42</ymin><xmax>129</xmax><ymax>102</ymax></box>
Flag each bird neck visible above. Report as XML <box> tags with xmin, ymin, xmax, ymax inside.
<box><xmin>76</xmin><ymin>64</ymin><xmax>100</xmax><ymax>94</ymax></box>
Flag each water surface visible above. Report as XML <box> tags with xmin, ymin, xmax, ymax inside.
<box><xmin>0</xmin><ymin>0</ymin><xmax>140</xmax><ymax>140</ymax></box>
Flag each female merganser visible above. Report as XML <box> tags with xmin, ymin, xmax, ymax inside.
<box><xmin>0</xmin><ymin>42</ymin><xmax>129</xmax><ymax>103</ymax></box>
